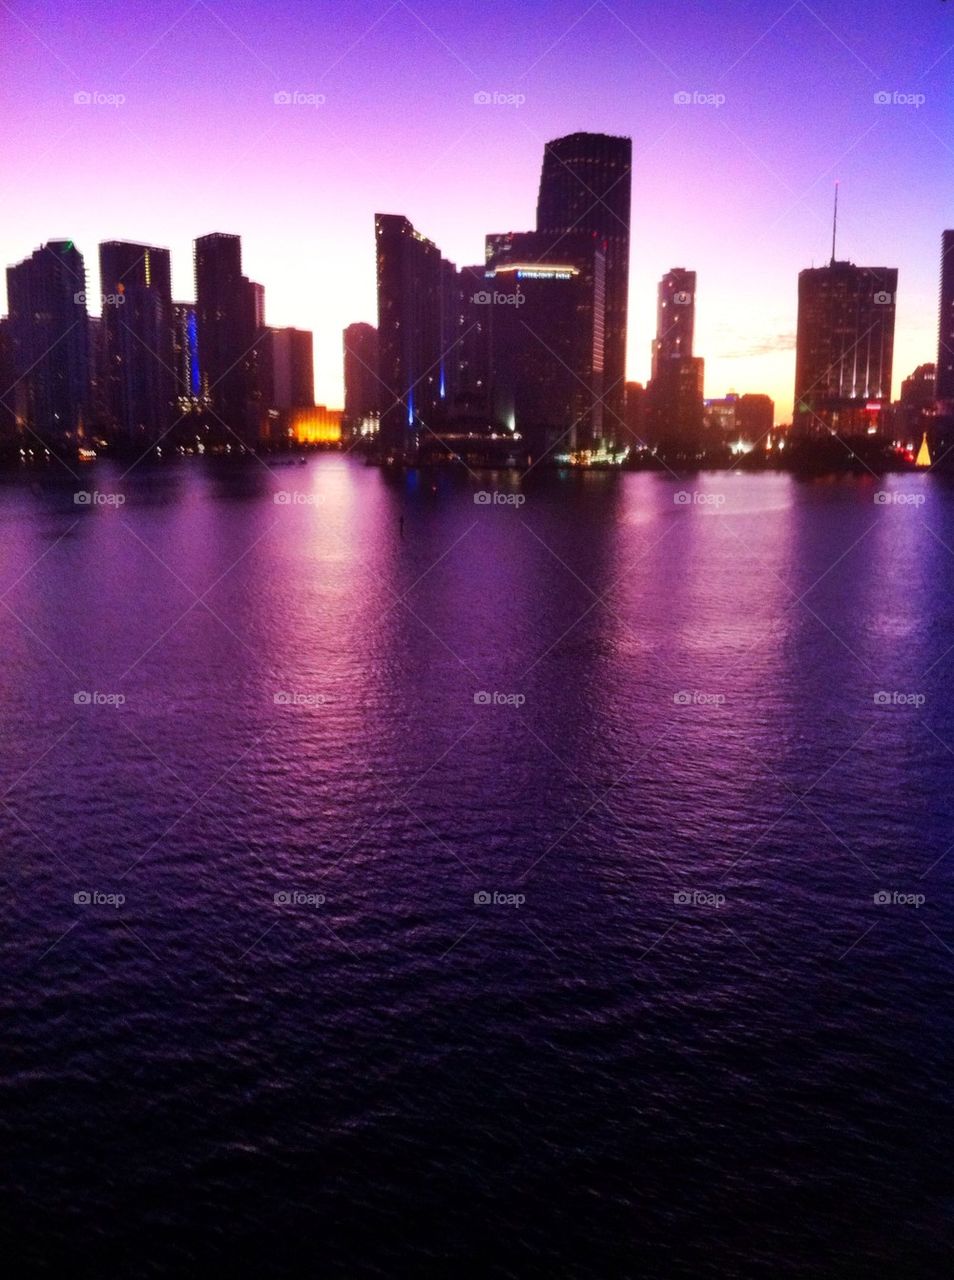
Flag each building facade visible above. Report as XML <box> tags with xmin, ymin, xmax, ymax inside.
<box><xmin>793</xmin><ymin>260</ymin><xmax>897</xmax><ymax>437</ymax></box>
<box><xmin>99</xmin><ymin>241</ymin><xmax>175</xmax><ymax>446</ymax></box>
<box><xmin>5</xmin><ymin>241</ymin><xmax>90</xmax><ymax>445</ymax></box>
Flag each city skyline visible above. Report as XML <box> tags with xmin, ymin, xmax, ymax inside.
<box><xmin>4</xmin><ymin>0</ymin><xmax>952</xmax><ymax>419</ymax></box>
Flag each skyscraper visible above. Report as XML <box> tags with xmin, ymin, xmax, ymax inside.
<box><xmin>535</xmin><ymin>132</ymin><xmax>631</xmax><ymax>436</ymax></box>
<box><xmin>268</xmin><ymin>327</ymin><xmax>314</xmax><ymax>409</ymax></box>
<box><xmin>937</xmin><ymin>230</ymin><xmax>954</xmax><ymax>412</ymax></box>
<box><xmin>5</xmin><ymin>241</ymin><xmax>90</xmax><ymax>445</ymax></box>
<box><xmin>194</xmin><ymin>233</ymin><xmax>264</xmax><ymax>446</ymax></box>
<box><xmin>375</xmin><ymin>214</ymin><xmax>458</xmax><ymax>455</ymax></box>
<box><xmin>647</xmin><ymin>268</ymin><xmax>704</xmax><ymax>454</ymax></box>
<box><xmin>793</xmin><ymin>259</ymin><xmax>897</xmax><ymax>437</ymax></box>
<box><xmin>651</xmin><ymin>268</ymin><xmax>696</xmax><ymax>379</ymax></box>
<box><xmin>172</xmin><ymin>302</ymin><xmax>203</xmax><ymax>413</ymax></box>
<box><xmin>343</xmin><ymin>322</ymin><xmax>379</xmax><ymax>433</ymax></box>
<box><xmin>485</xmin><ymin>230</ymin><xmax>605</xmax><ymax>455</ymax></box>
<box><xmin>99</xmin><ymin>241</ymin><xmax>175</xmax><ymax>446</ymax></box>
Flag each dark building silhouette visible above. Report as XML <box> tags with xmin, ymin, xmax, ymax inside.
<box><xmin>194</xmin><ymin>232</ymin><xmax>265</xmax><ymax>446</ymax></box>
<box><xmin>647</xmin><ymin>268</ymin><xmax>704</xmax><ymax>454</ymax></box>
<box><xmin>0</xmin><ymin>317</ymin><xmax>17</xmax><ymax>443</ymax></box>
<box><xmin>736</xmin><ymin>393</ymin><xmax>775</xmax><ymax>442</ymax></box>
<box><xmin>98</xmin><ymin>241</ymin><xmax>175</xmax><ymax>446</ymax></box>
<box><xmin>536</xmin><ymin>132</ymin><xmax>631</xmax><ymax>437</ymax></box>
<box><xmin>268</xmin><ymin>327</ymin><xmax>314</xmax><ymax>409</ymax></box>
<box><xmin>887</xmin><ymin>363</ymin><xmax>936</xmax><ymax>451</ymax></box>
<box><xmin>343</xmin><ymin>322</ymin><xmax>379</xmax><ymax>432</ymax></box>
<box><xmin>450</xmin><ymin>269</ymin><xmax>493</xmax><ymax>430</ymax></box>
<box><xmin>651</xmin><ymin>268</ymin><xmax>695</xmax><ymax>378</ymax></box>
<box><xmin>793</xmin><ymin>259</ymin><xmax>897</xmax><ymax>437</ymax></box>
<box><xmin>375</xmin><ymin>213</ymin><xmax>458</xmax><ymax>455</ymax></box>
<box><xmin>937</xmin><ymin>231</ymin><xmax>954</xmax><ymax>412</ymax></box>
<box><xmin>5</xmin><ymin>241</ymin><xmax>90</xmax><ymax>444</ymax></box>
<box><xmin>172</xmin><ymin>302</ymin><xmax>203</xmax><ymax>413</ymax></box>
<box><xmin>624</xmin><ymin>381</ymin><xmax>646</xmax><ymax>448</ymax></box>
<box><xmin>484</xmin><ymin>230</ymin><xmax>605</xmax><ymax>456</ymax></box>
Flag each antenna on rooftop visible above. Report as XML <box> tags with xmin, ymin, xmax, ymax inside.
<box><xmin>830</xmin><ymin>182</ymin><xmax>839</xmax><ymax>266</ymax></box>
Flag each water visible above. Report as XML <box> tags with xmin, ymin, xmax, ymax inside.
<box><xmin>1</xmin><ymin>457</ymin><xmax>952</xmax><ymax>1277</ymax></box>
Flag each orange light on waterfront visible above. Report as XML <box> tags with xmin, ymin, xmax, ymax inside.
<box><xmin>290</xmin><ymin>405</ymin><xmax>343</xmax><ymax>445</ymax></box>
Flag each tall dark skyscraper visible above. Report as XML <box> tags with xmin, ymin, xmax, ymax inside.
<box><xmin>172</xmin><ymin>302</ymin><xmax>203</xmax><ymax>412</ymax></box>
<box><xmin>535</xmin><ymin>132</ymin><xmax>631</xmax><ymax>437</ymax></box>
<box><xmin>268</xmin><ymin>327</ymin><xmax>314</xmax><ymax>409</ymax></box>
<box><xmin>794</xmin><ymin>259</ymin><xmax>897</xmax><ymax>437</ymax></box>
<box><xmin>99</xmin><ymin>241</ymin><xmax>175</xmax><ymax>445</ymax></box>
<box><xmin>343</xmin><ymin>322</ymin><xmax>379</xmax><ymax>431</ymax></box>
<box><xmin>484</xmin><ymin>230</ymin><xmax>606</xmax><ymax>455</ymax></box>
<box><xmin>937</xmin><ymin>230</ymin><xmax>954</xmax><ymax>411</ymax></box>
<box><xmin>375</xmin><ymin>214</ymin><xmax>458</xmax><ymax>454</ymax></box>
<box><xmin>651</xmin><ymin>268</ymin><xmax>696</xmax><ymax>379</ymax></box>
<box><xmin>194</xmin><ymin>232</ymin><xmax>264</xmax><ymax>445</ymax></box>
<box><xmin>5</xmin><ymin>241</ymin><xmax>90</xmax><ymax>444</ymax></box>
<box><xmin>647</xmin><ymin>267</ymin><xmax>704</xmax><ymax>454</ymax></box>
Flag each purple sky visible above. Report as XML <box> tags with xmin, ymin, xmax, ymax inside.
<box><xmin>4</xmin><ymin>0</ymin><xmax>953</xmax><ymax>419</ymax></box>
